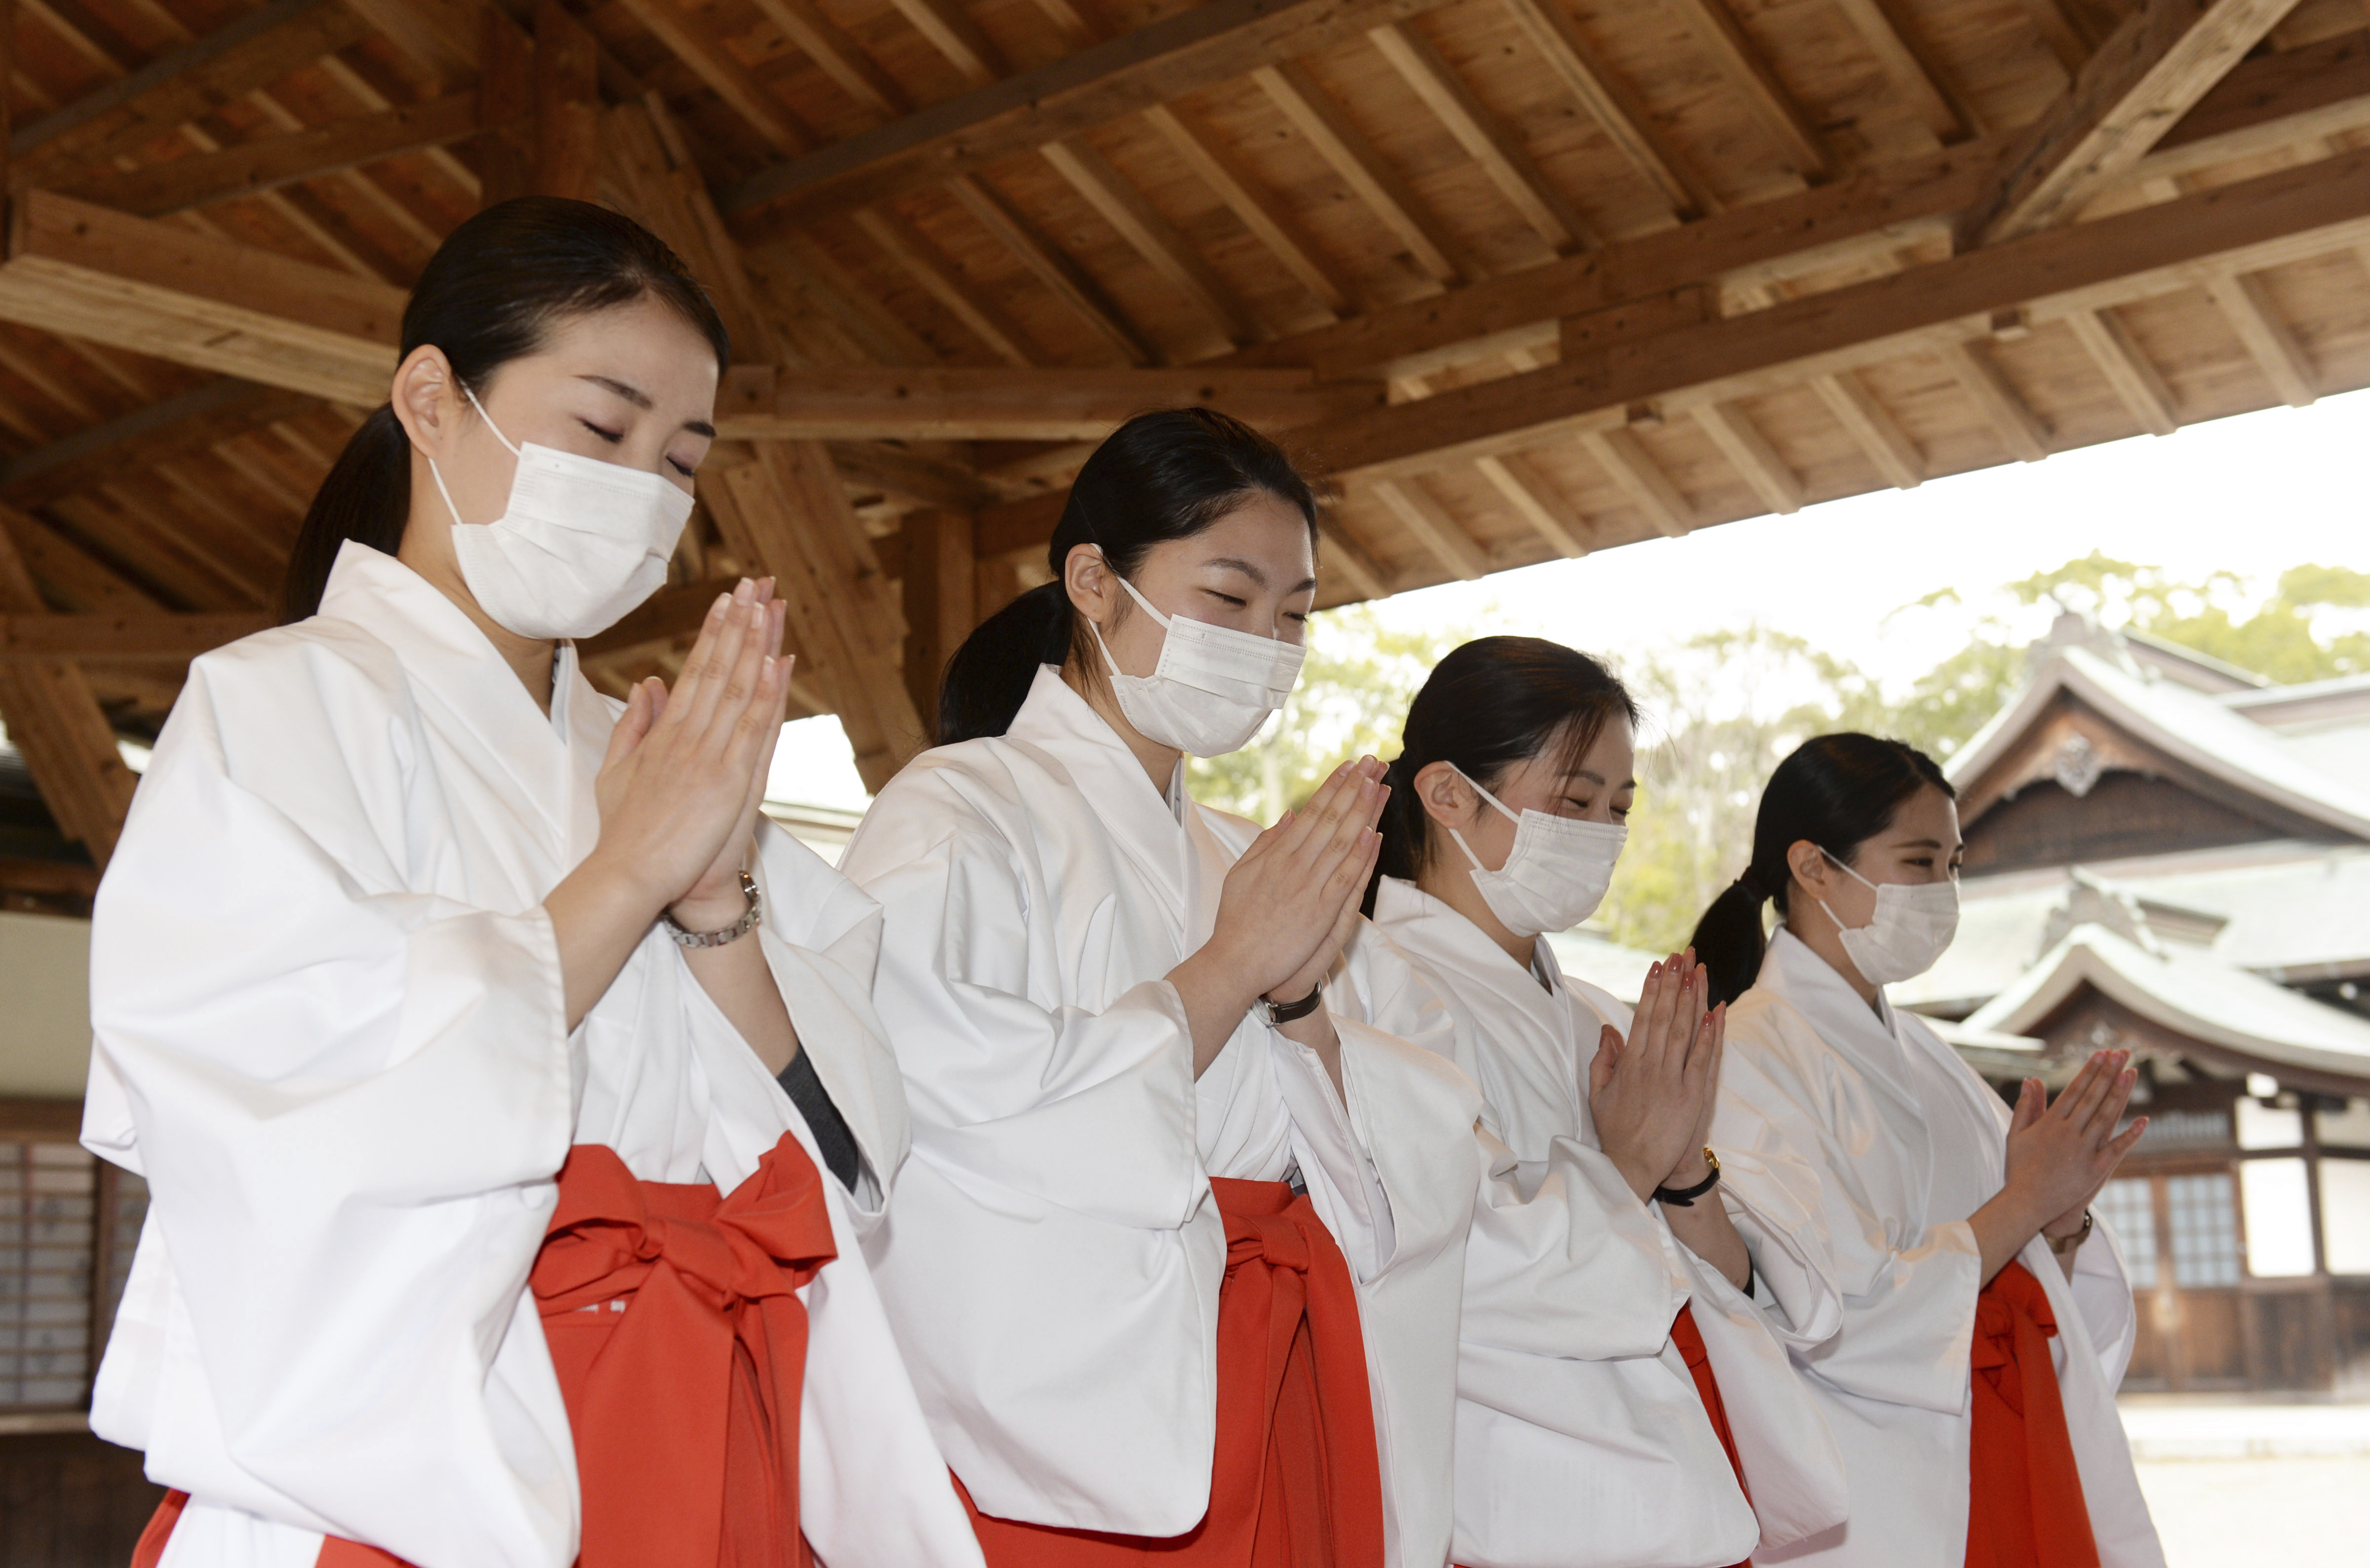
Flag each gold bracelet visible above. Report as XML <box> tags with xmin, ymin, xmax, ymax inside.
<box><xmin>2046</xmin><ymin>1210</ymin><xmax>2094</xmax><ymax>1254</ymax></box>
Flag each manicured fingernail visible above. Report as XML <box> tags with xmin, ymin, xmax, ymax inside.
<box><xmin>734</xmin><ymin>578</ymin><xmax>756</xmax><ymax>602</ymax></box>
<box><xmin>709</xmin><ymin>593</ymin><xmax>730</xmax><ymax>618</ymax></box>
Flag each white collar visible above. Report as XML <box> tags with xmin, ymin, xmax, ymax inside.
<box><xmin>1006</xmin><ymin>664</ymin><xmax>1201</xmax><ymax>904</ymax></box>
<box><xmin>315</xmin><ymin>540</ymin><xmax>603</xmax><ymax>843</ymax></box>
<box><xmin>1371</xmin><ymin>874</ymin><xmax>1566</xmax><ymax>1013</ymax></box>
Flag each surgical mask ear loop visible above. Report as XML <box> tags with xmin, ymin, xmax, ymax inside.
<box><xmin>1444</xmin><ymin>764</ymin><xmax>1517</xmax><ymax>875</ymax></box>
<box><xmin>426</xmin><ymin>381</ymin><xmax>523</xmax><ymax>529</ymax></box>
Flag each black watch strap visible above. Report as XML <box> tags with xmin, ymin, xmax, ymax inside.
<box><xmin>1653</xmin><ymin>1148</ymin><xmax>1722</xmax><ymax>1207</ymax></box>
<box><xmin>1261</xmin><ymin>983</ymin><xmax>1324</xmax><ymax>1026</ymax></box>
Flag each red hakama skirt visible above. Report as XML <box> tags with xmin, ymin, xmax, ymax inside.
<box><xmin>959</xmin><ymin>1176</ymin><xmax>1387</xmax><ymax>1568</ymax></box>
<box><xmin>132</xmin><ymin>1132</ymin><xmax>836</xmax><ymax>1568</ymax></box>
<box><xmin>1965</xmin><ymin>1260</ymin><xmax>2100</xmax><ymax>1568</ymax></box>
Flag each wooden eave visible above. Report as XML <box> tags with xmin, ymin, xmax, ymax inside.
<box><xmin>0</xmin><ymin>0</ymin><xmax>2363</xmax><ymax>849</ymax></box>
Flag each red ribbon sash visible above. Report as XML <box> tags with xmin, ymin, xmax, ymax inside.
<box><xmin>1965</xmin><ymin>1261</ymin><xmax>2100</xmax><ymax>1568</ymax></box>
<box><xmin>132</xmin><ymin>1132</ymin><xmax>836</xmax><ymax>1568</ymax></box>
<box><xmin>960</xmin><ymin>1176</ymin><xmax>1386</xmax><ymax>1568</ymax></box>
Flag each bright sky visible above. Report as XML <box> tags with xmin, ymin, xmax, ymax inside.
<box><xmin>769</xmin><ymin>387</ymin><xmax>2370</xmax><ymax>811</ymax></box>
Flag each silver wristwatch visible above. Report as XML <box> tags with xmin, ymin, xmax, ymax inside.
<box><xmin>664</xmin><ymin>869</ymin><xmax>762</xmax><ymax>948</ymax></box>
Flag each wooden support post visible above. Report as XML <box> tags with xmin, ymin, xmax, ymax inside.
<box><xmin>707</xmin><ymin>445</ymin><xmax>922</xmax><ymax>791</ymax></box>
<box><xmin>478</xmin><ymin>5</ymin><xmax>534</xmax><ymax>207</ymax></box>
<box><xmin>900</xmin><ymin>509</ymin><xmax>976</xmax><ymax>738</ymax></box>
<box><xmin>534</xmin><ymin>0</ymin><xmax>600</xmax><ymax>201</ymax></box>
<box><xmin>0</xmin><ymin>512</ymin><xmax>139</xmax><ymax>866</ymax></box>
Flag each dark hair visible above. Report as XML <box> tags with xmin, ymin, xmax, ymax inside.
<box><xmin>933</xmin><ymin>407</ymin><xmax>1320</xmax><ymax>745</ymax></box>
<box><xmin>1688</xmin><ymin>732</ymin><xmax>1955</xmax><ymax>1006</ymax></box>
<box><xmin>281</xmin><ymin>196</ymin><xmax>732</xmax><ymax>622</ymax></box>
<box><xmin>1366</xmin><ymin>636</ymin><xmax>1638</xmax><ymax>913</ymax></box>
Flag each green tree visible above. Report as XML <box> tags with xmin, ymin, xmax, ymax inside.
<box><xmin>1598</xmin><ymin>626</ymin><xmax>1891</xmax><ymax>954</ymax></box>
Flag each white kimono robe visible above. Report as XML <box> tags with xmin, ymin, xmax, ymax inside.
<box><xmin>1711</xmin><ymin>929</ymin><xmax>2163</xmax><ymax>1568</ymax></box>
<box><xmin>1359</xmin><ymin>878</ymin><xmax>1846</xmax><ymax>1568</ymax></box>
<box><xmin>840</xmin><ymin>668</ymin><xmax>1485</xmax><ymax>1568</ymax></box>
<box><xmin>80</xmin><ymin>542</ymin><xmax>983</xmax><ymax>1568</ymax></box>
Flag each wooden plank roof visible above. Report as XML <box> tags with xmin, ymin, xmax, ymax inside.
<box><xmin>0</xmin><ymin>0</ymin><xmax>2367</xmax><ymax>864</ymax></box>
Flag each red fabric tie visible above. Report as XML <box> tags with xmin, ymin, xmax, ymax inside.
<box><xmin>533</xmin><ymin>1135</ymin><xmax>837</xmax><ymax>1568</ymax></box>
<box><xmin>1965</xmin><ymin>1261</ymin><xmax>2099</xmax><ymax>1568</ymax></box>
<box><xmin>960</xmin><ymin>1176</ymin><xmax>1386</xmax><ymax>1568</ymax></box>
<box><xmin>1669</xmin><ymin>1305</ymin><xmax>1753</xmax><ymax>1568</ymax></box>
<box><xmin>130</xmin><ymin>1133</ymin><xmax>835</xmax><ymax>1568</ymax></box>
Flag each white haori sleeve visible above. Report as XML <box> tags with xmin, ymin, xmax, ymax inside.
<box><xmin>1270</xmin><ymin>1024</ymin><xmax>1398</xmax><ymax>1275</ymax></box>
<box><xmin>845</xmin><ymin>797</ymin><xmax>1201</xmax><ymax>1225</ymax></box>
<box><xmin>1672</xmin><ymin>1244</ymin><xmax>1852</xmax><ymax>1551</ymax></box>
<box><xmin>2068</xmin><ymin>1215</ymin><xmax>2141</xmax><ymax>1389</ymax></box>
<box><xmin>1715</xmin><ymin>996</ymin><xmax>1983</xmax><ymax>1415</ymax></box>
<box><xmin>81</xmin><ymin>648</ymin><xmax>579</xmax><ymax>1568</ymax></box>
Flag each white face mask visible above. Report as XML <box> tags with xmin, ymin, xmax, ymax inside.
<box><xmin>1814</xmin><ymin>850</ymin><xmax>1960</xmax><ymax>985</ymax></box>
<box><xmin>1446</xmin><ymin>764</ymin><xmax>1628</xmax><ymax>939</ymax></box>
<box><xmin>429</xmin><ymin>384</ymin><xmax>695</xmax><ymax>641</ymax></box>
<box><xmin>1088</xmin><ymin>565</ymin><xmax>1306</xmax><ymax>757</ymax></box>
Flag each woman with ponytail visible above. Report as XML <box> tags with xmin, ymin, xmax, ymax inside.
<box><xmin>1352</xmin><ymin>637</ymin><xmax>1845</xmax><ymax>1568</ymax></box>
<box><xmin>840</xmin><ymin>408</ymin><xmax>1494</xmax><ymax>1568</ymax></box>
<box><xmin>1694</xmin><ymin>735</ymin><xmax>2163</xmax><ymax>1568</ymax></box>
<box><xmin>84</xmin><ymin>198</ymin><xmax>981</xmax><ymax>1568</ymax></box>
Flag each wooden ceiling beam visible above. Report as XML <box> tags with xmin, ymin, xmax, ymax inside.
<box><xmin>10</xmin><ymin>0</ymin><xmax>364</xmax><ymax>172</ymax></box>
<box><xmin>1042</xmin><ymin>135</ymin><xmax>1262</xmax><ymax>348</ymax></box>
<box><xmin>1811</xmin><ymin>371</ymin><xmax>1924</xmax><ymax>488</ymax></box>
<box><xmin>1291</xmin><ymin>143</ymin><xmax>2370</xmax><ymax>479</ymax></box>
<box><xmin>751</xmin><ymin>0</ymin><xmax>912</xmax><ymax>118</ymax></box>
<box><xmin>1580</xmin><ymin>426</ymin><xmax>1692</xmax><ymax>536</ymax></box>
<box><xmin>888</xmin><ymin>0</ymin><xmax>1007</xmax><ymax>87</ymax></box>
<box><xmin>1494</xmin><ymin>0</ymin><xmax>1716</xmax><ymax>219</ymax></box>
<box><xmin>1366</xmin><ymin>22</ymin><xmax>1595</xmax><ymax>253</ymax></box>
<box><xmin>1650</xmin><ymin>0</ymin><xmax>1833</xmax><ymax>179</ymax></box>
<box><xmin>0</xmin><ymin>378</ymin><xmax>316</xmax><ymax>507</ymax></box>
<box><xmin>853</xmin><ymin>203</ymin><xmax>1040</xmax><ymax>366</ymax></box>
<box><xmin>1316</xmin><ymin>516</ymin><xmax>1391</xmax><ymax>599</ymax></box>
<box><xmin>2</xmin><ymin>509</ymin><xmax>162</xmax><ymax>613</ymax></box>
<box><xmin>724</xmin><ymin>0</ymin><xmax>1462</xmax><ymax>224</ymax></box>
<box><xmin>1253</xmin><ymin>60</ymin><xmax>1476</xmax><ymax>288</ymax></box>
<box><xmin>826</xmin><ymin>439</ymin><xmax>1002</xmax><ymax>510</ymax></box>
<box><xmin>714</xmin><ymin>365</ymin><xmax>1384</xmax><ymax>441</ymax></box>
<box><xmin>1827</xmin><ymin>0</ymin><xmax>1980</xmax><ymax>143</ymax></box>
<box><xmin>533</xmin><ymin>0</ymin><xmax>601</xmax><ymax>202</ymax></box>
<box><xmin>0</xmin><ymin>192</ymin><xmax>402</xmax><ymax>405</ymax></box>
<box><xmin>0</xmin><ymin>608</ymin><xmax>271</xmax><ymax>659</ymax></box>
<box><xmin>614</xmin><ymin>0</ymin><xmax>814</xmax><ymax>157</ymax></box>
<box><xmin>1370</xmin><ymin>475</ymin><xmax>1489</xmax><ymax>578</ymax></box>
<box><xmin>2205</xmin><ymin>267</ymin><xmax>2317</xmax><ymax>405</ymax></box>
<box><xmin>1473</xmin><ymin>450</ymin><xmax>1590</xmax><ymax>555</ymax></box>
<box><xmin>1691</xmin><ymin>399</ymin><xmax>1804</xmax><ymax>513</ymax></box>
<box><xmin>2066</xmin><ymin>305</ymin><xmax>2178</xmax><ymax>434</ymax></box>
<box><xmin>1141</xmin><ymin>101</ymin><xmax>1357</xmax><ymax>318</ymax></box>
<box><xmin>2130</xmin><ymin>28</ymin><xmax>2370</xmax><ymax>186</ymax></box>
<box><xmin>1964</xmin><ymin>0</ymin><xmax>2308</xmax><ymax>245</ymax></box>
<box><xmin>1227</xmin><ymin>137</ymin><xmax>1995</xmax><ymax>379</ymax></box>
<box><xmin>0</xmin><ymin>516</ymin><xmax>139</xmax><ymax>863</ymax></box>
<box><xmin>51</xmin><ymin>92</ymin><xmax>478</xmax><ymax>215</ymax></box>
<box><xmin>945</xmin><ymin>171</ymin><xmax>1157</xmax><ymax>365</ymax></box>
<box><xmin>1935</xmin><ymin>337</ymin><xmax>2050</xmax><ymax>460</ymax></box>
